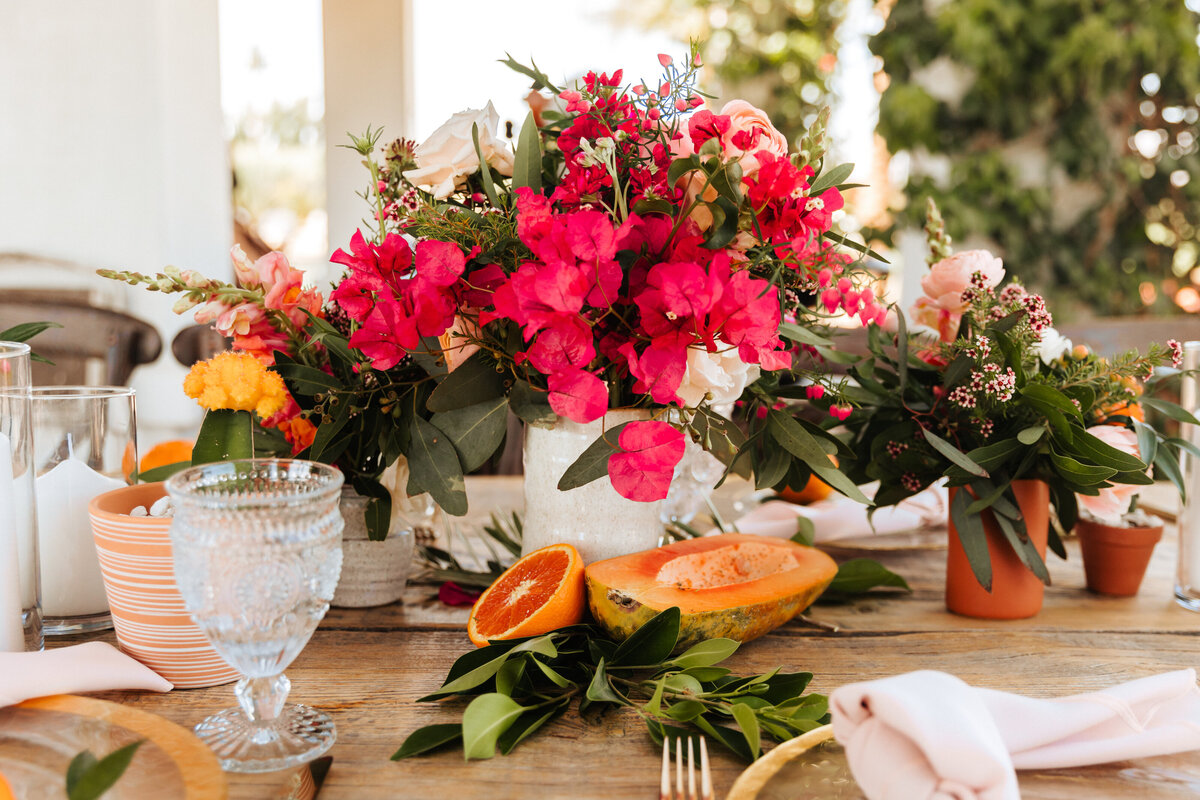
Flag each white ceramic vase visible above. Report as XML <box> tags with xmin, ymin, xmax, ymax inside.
<box><xmin>330</xmin><ymin>488</ymin><xmax>415</xmax><ymax>608</ymax></box>
<box><xmin>522</xmin><ymin>409</ymin><xmax>663</xmax><ymax>564</ymax></box>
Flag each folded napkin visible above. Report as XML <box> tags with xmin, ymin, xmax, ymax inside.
<box><xmin>728</xmin><ymin>484</ymin><xmax>947</xmax><ymax>543</ymax></box>
<box><xmin>0</xmin><ymin>642</ymin><xmax>173</xmax><ymax>707</ymax></box>
<box><xmin>830</xmin><ymin>669</ymin><xmax>1200</xmax><ymax>800</ymax></box>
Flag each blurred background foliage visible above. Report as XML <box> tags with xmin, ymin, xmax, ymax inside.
<box><xmin>642</xmin><ymin>0</ymin><xmax>1200</xmax><ymax>318</ymax></box>
<box><xmin>874</xmin><ymin>0</ymin><xmax>1200</xmax><ymax>317</ymax></box>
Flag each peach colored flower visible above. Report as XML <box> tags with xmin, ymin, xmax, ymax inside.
<box><xmin>919</xmin><ymin>250</ymin><xmax>1005</xmax><ymax>314</ymax></box>
<box><xmin>910</xmin><ymin>295</ymin><xmax>962</xmax><ymax>343</ymax></box>
<box><xmin>437</xmin><ymin>315</ymin><xmax>482</xmax><ymax>373</ymax></box>
<box><xmin>1077</xmin><ymin>425</ymin><xmax>1144</xmax><ymax>523</ymax></box>
<box><xmin>719</xmin><ymin>100</ymin><xmax>790</xmax><ymax>177</ymax></box>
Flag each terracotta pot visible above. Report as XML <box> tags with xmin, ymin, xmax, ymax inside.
<box><xmin>89</xmin><ymin>482</ymin><xmax>239</xmax><ymax>688</ymax></box>
<box><xmin>1076</xmin><ymin>517</ymin><xmax>1163</xmax><ymax>597</ymax></box>
<box><xmin>946</xmin><ymin>480</ymin><xmax>1050</xmax><ymax>619</ymax></box>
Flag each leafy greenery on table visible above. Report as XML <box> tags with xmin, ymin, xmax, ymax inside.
<box><xmin>393</xmin><ymin>608</ymin><xmax>829</xmax><ymax>763</ymax></box>
<box><xmin>66</xmin><ymin>740</ymin><xmax>143</xmax><ymax>800</ymax></box>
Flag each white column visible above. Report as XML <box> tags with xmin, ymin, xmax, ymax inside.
<box><xmin>0</xmin><ymin>0</ymin><xmax>230</xmax><ymax>445</ymax></box>
<box><xmin>322</xmin><ymin>0</ymin><xmax>414</xmax><ymax>257</ymax></box>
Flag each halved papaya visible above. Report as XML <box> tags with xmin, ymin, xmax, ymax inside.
<box><xmin>585</xmin><ymin>533</ymin><xmax>838</xmax><ymax>649</ymax></box>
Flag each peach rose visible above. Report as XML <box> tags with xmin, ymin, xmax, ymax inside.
<box><xmin>1077</xmin><ymin>425</ymin><xmax>1144</xmax><ymax>523</ymax></box>
<box><xmin>404</xmin><ymin>102</ymin><xmax>515</xmax><ymax>200</ymax></box>
<box><xmin>919</xmin><ymin>250</ymin><xmax>1005</xmax><ymax>314</ymax></box>
<box><xmin>437</xmin><ymin>314</ymin><xmax>482</xmax><ymax>373</ymax></box>
<box><xmin>719</xmin><ymin>100</ymin><xmax>790</xmax><ymax>177</ymax></box>
<box><xmin>910</xmin><ymin>295</ymin><xmax>962</xmax><ymax>343</ymax></box>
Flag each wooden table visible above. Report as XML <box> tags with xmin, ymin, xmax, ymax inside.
<box><xmin>67</xmin><ymin>477</ymin><xmax>1200</xmax><ymax>799</ymax></box>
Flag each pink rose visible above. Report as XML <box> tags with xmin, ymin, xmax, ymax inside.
<box><xmin>719</xmin><ymin>100</ymin><xmax>790</xmax><ymax>177</ymax></box>
<box><xmin>918</xmin><ymin>250</ymin><xmax>1005</xmax><ymax>314</ymax></box>
<box><xmin>437</xmin><ymin>314</ymin><xmax>482</xmax><ymax>373</ymax></box>
<box><xmin>909</xmin><ymin>296</ymin><xmax>962</xmax><ymax>343</ymax></box>
<box><xmin>1077</xmin><ymin>425</ymin><xmax>1144</xmax><ymax>523</ymax></box>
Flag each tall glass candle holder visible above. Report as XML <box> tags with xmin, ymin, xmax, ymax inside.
<box><xmin>30</xmin><ymin>386</ymin><xmax>136</xmax><ymax>633</ymax></box>
<box><xmin>0</xmin><ymin>343</ymin><xmax>41</xmax><ymax>651</ymax></box>
<box><xmin>1176</xmin><ymin>341</ymin><xmax>1200</xmax><ymax>610</ymax></box>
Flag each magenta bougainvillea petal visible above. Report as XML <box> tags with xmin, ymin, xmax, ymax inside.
<box><xmin>608</xmin><ymin>420</ymin><xmax>686</xmax><ymax>501</ymax></box>
<box><xmin>547</xmin><ymin>368</ymin><xmax>608</xmax><ymax>423</ymax></box>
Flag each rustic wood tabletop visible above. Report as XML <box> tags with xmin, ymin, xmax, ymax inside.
<box><xmin>61</xmin><ymin>477</ymin><xmax>1200</xmax><ymax>799</ymax></box>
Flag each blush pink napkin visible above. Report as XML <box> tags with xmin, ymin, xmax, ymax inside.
<box><xmin>727</xmin><ymin>484</ymin><xmax>947</xmax><ymax>543</ymax></box>
<box><xmin>830</xmin><ymin>669</ymin><xmax>1200</xmax><ymax>800</ymax></box>
<box><xmin>0</xmin><ymin>642</ymin><xmax>173</xmax><ymax>707</ymax></box>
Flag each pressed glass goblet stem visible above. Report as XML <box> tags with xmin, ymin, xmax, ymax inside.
<box><xmin>236</xmin><ymin>674</ymin><xmax>290</xmax><ymax>743</ymax></box>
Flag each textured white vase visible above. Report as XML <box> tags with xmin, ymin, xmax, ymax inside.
<box><xmin>522</xmin><ymin>410</ymin><xmax>663</xmax><ymax>564</ymax></box>
<box><xmin>330</xmin><ymin>488</ymin><xmax>415</xmax><ymax>608</ymax></box>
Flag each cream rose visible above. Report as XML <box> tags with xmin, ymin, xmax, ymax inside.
<box><xmin>676</xmin><ymin>347</ymin><xmax>761</xmax><ymax>407</ymax></box>
<box><xmin>1077</xmin><ymin>425</ymin><xmax>1144</xmax><ymax>524</ymax></box>
<box><xmin>404</xmin><ymin>102</ymin><xmax>515</xmax><ymax>200</ymax></box>
<box><xmin>919</xmin><ymin>250</ymin><xmax>1005</xmax><ymax>314</ymax></box>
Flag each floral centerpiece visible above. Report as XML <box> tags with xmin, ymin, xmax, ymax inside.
<box><xmin>840</xmin><ymin>201</ymin><xmax>1187</xmax><ymax>617</ymax></box>
<box><xmin>103</xmin><ymin>46</ymin><xmax>880</xmax><ymax>557</ymax></box>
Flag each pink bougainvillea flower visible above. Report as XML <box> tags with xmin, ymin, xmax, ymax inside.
<box><xmin>608</xmin><ymin>420</ymin><xmax>687</xmax><ymax>501</ymax></box>
<box><xmin>547</xmin><ymin>368</ymin><xmax>608</xmax><ymax>424</ymax></box>
<box><xmin>348</xmin><ymin>301</ymin><xmax>418</xmax><ymax>370</ymax></box>
<box><xmin>526</xmin><ymin>314</ymin><xmax>596</xmax><ymax>374</ymax></box>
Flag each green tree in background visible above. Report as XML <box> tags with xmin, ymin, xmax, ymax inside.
<box><xmin>636</xmin><ymin>0</ymin><xmax>846</xmax><ymax>143</ymax></box>
<box><xmin>873</xmin><ymin>0</ymin><xmax>1200</xmax><ymax>316</ymax></box>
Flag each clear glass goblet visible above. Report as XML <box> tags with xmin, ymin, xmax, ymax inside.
<box><xmin>166</xmin><ymin>459</ymin><xmax>344</xmax><ymax>773</ymax></box>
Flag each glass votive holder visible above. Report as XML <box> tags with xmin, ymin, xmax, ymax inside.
<box><xmin>1176</xmin><ymin>341</ymin><xmax>1200</xmax><ymax>611</ymax></box>
<box><xmin>30</xmin><ymin>386</ymin><xmax>136</xmax><ymax>634</ymax></box>
<box><xmin>0</xmin><ymin>343</ymin><xmax>42</xmax><ymax>651</ymax></box>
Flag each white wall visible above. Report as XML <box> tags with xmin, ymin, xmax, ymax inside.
<box><xmin>0</xmin><ymin>0</ymin><xmax>231</xmax><ymax>445</ymax></box>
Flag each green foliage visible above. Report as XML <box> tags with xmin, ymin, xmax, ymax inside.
<box><xmin>392</xmin><ymin>608</ymin><xmax>829</xmax><ymax>763</ymax></box>
<box><xmin>66</xmin><ymin>740</ymin><xmax>144</xmax><ymax>800</ymax></box>
<box><xmin>873</xmin><ymin>0</ymin><xmax>1200</xmax><ymax>316</ymax></box>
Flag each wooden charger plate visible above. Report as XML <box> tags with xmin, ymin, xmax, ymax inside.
<box><xmin>0</xmin><ymin>694</ymin><xmax>225</xmax><ymax>800</ymax></box>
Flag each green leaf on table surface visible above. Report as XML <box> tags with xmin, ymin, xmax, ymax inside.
<box><xmin>807</xmin><ymin>162</ymin><xmax>854</xmax><ymax>197</ymax></box>
<box><xmin>391</xmin><ymin>724</ymin><xmax>463</xmax><ymax>760</ymax></box>
<box><xmin>790</xmin><ymin>517</ymin><xmax>816</xmax><ymax>547</ymax></box>
<box><xmin>556</xmin><ymin>422</ymin><xmax>632</xmax><ymax>491</ymax></box>
<box><xmin>730</xmin><ymin>702</ymin><xmax>762</xmax><ymax>760</ymax></box>
<box><xmin>134</xmin><ymin>460</ymin><xmax>190</xmax><ymax>484</ymax></box>
<box><xmin>611</xmin><ymin>606</ymin><xmax>681</xmax><ymax>667</ymax></box>
<box><xmin>426</xmin><ymin>350</ymin><xmax>505</xmax><ymax>412</ymax></box>
<box><xmin>190</xmin><ymin>409</ymin><xmax>254</xmax><ymax>465</ymax></box>
<box><xmin>760</xmin><ymin>672</ymin><xmax>817</xmax><ymax>705</ymax></box>
<box><xmin>921</xmin><ymin>428</ymin><xmax>987</xmax><ymax>478</ymax></box>
<box><xmin>432</xmin><ymin>396</ymin><xmax>509</xmax><ymax>472</ymax></box>
<box><xmin>820</xmin><ymin>559</ymin><xmax>910</xmax><ymax>600</ymax></box>
<box><xmin>669</xmin><ymin>638</ymin><xmax>740</xmax><ymax>669</ymax></box>
<box><xmin>512</xmin><ymin>111</ymin><xmax>542</xmax><ymax>193</ymax></box>
<box><xmin>498</xmin><ymin>698</ymin><xmax>569</xmax><ymax>755</ymax></box>
<box><xmin>495</xmin><ymin>656</ymin><xmax>527</xmax><ymax>697</ymax></box>
<box><xmin>693</xmin><ymin>716</ymin><xmax>755</xmax><ymax>761</ymax></box>
<box><xmin>509</xmin><ymin>379</ymin><xmax>557</xmax><ymax>429</ymax></box>
<box><xmin>584</xmin><ymin>659</ymin><xmax>627</xmax><ymax>708</ymax></box>
<box><xmin>950</xmin><ymin>487</ymin><xmax>992</xmax><ymax>591</ymax></box>
<box><xmin>66</xmin><ymin>740</ymin><xmax>144</xmax><ymax>800</ymax></box>
<box><xmin>406</xmin><ymin>416</ymin><xmax>467</xmax><ymax>516</ymax></box>
<box><xmin>462</xmin><ymin>693</ymin><xmax>527</xmax><ymax>761</ymax></box>
<box><xmin>766</xmin><ymin>410</ymin><xmax>871</xmax><ymax>505</ymax></box>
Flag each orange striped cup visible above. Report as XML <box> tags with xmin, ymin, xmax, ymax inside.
<box><xmin>89</xmin><ymin>482</ymin><xmax>238</xmax><ymax>688</ymax></box>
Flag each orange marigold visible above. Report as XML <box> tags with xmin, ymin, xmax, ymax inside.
<box><xmin>183</xmin><ymin>351</ymin><xmax>288</xmax><ymax>419</ymax></box>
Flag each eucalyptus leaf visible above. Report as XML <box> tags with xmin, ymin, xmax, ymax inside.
<box><xmin>406</xmin><ymin>417</ymin><xmax>468</xmax><ymax>516</ymax></box>
<box><xmin>427</xmin><ymin>350</ymin><xmax>505</xmax><ymax>412</ymax></box>
<box><xmin>556</xmin><ymin>422</ymin><xmax>631</xmax><ymax>491</ymax></box>
<box><xmin>807</xmin><ymin>162</ymin><xmax>854</xmax><ymax>197</ymax></box>
<box><xmin>432</xmin><ymin>396</ymin><xmax>509</xmax><ymax>472</ymax></box>
<box><xmin>509</xmin><ymin>379</ymin><xmax>557</xmax><ymax>428</ymax></box>
<box><xmin>767</xmin><ymin>411</ymin><xmax>871</xmax><ymax>504</ymax></box>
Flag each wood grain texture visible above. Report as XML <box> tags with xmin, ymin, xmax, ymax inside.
<box><xmin>55</xmin><ymin>477</ymin><xmax>1200</xmax><ymax>799</ymax></box>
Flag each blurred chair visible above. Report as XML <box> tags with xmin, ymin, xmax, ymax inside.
<box><xmin>171</xmin><ymin>324</ymin><xmax>229</xmax><ymax>368</ymax></box>
<box><xmin>1058</xmin><ymin>318</ymin><xmax>1200</xmax><ymax>357</ymax></box>
<box><xmin>0</xmin><ymin>295</ymin><xmax>161</xmax><ymax>385</ymax></box>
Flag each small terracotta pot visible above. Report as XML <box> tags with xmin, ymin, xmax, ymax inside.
<box><xmin>946</xmin><ymin>480</ymin><xmax>1050</xmax><ymax>619</ymax></box>
<box><xmin>1076</xmin><ymin>517</ymin><xmax>1163</xmax><ymax>597</ymax></box>
<box><xmin>89</xmin><ymin>482</ymin><xmax>238</xmax><ymax>688</ymax></box>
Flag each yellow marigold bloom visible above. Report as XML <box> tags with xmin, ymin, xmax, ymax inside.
<box><xmin>183</xmin><ymin>351</ymin><xmax>288</xmax><ymax>419</ymax></box>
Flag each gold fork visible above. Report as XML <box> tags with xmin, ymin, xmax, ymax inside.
<box><xmin>660</xmin><ymin>736</ymin><xmax>714</xmax><ymax>800</ymax></box>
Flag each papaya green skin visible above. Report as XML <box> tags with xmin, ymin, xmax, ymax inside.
<box><xmin>585</xmin><ymin>572</ymin><xmax>834</xmax><ymax>650</ymax></box>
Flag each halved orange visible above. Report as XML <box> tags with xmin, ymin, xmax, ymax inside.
<box><xmin>0</xmin><ymin>769</ymin><xmax>14</xmax><ymax>800</ymax></box>
<box><xmin>467</xmin><ymin>543</ymin><xmax>586</xmax><ymax>647</ymax></box>
<box><xmin>777</xmin><ymin>455</ymin><xmax>838</xmax><ymax>505</ymax></box>
<box><xmin>140</xmin><ymin>439</ymin><xmax>194</xmax><ymax>472</ymax></box>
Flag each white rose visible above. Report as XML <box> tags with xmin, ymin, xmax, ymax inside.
<box><xmin>403</xmin><ymin>102</ymin><xmax>515</xmax><ymax>199</ymax></box>
<box><xmin>675</xmin><ymin>347</ymin><xmax>761</xmax><ymax>407</ymax></box>
<box><xmin>1036</xmin><ymin>327</ymin><xmax>1072</xmax><ymax>365</ymax></box>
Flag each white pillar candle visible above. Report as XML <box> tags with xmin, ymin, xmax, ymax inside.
<box><xmin>35</xmin><ymin>459</ymin><xmax>124</xmax><ymax>617</ymax></box>
<box><xmin>0</xmin><ymin>432</ymin><xmax>26</xmax><ymax>650</ymax></box>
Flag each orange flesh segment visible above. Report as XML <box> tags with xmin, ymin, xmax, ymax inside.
<box><xmin>655</xmin><ymin>543</ymin><xmax>801</xmax><ymax>589</ymax></box>
<box><xmin>472</xmin><ymin>549</ymin><xmax>570</xmax><ymax>637</ymax></box>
